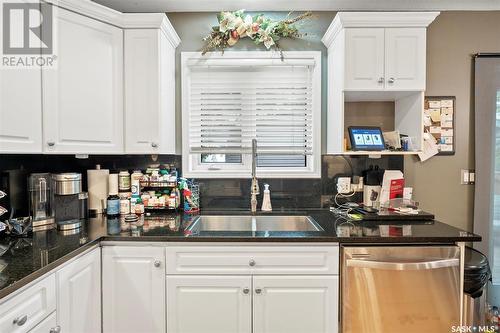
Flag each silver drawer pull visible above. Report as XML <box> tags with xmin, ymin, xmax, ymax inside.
<box><xmin>243</xmin><ymin>288</ymin><xmax>250</xmax><ymax>294</ymax></box>
<box><xmin>13</xmin><ymin>314</ymin><xmax>28</xmax><ymax>326</ymax></box>
<box><xmin>151</xmin><ymin>142</ymin><xmax>158</xmax><ymax>148</ymax></box>
<box><xmin>255</xmin><ymin>288</ymin><xmax>262</xmax><ymax>294</ymax></box>
<box><xmin>249</xmin><ymin>259</ymin><xmax>255</xmax><ymax>267</ymax></box>
<box><xmin>47</xmin><ymin>142</ymin><xmax>55</xmax><ymax>147</ymax></box>
<box><xmin>388</xmin><ymin>77</ymin><xmax>395</xmax><ymax>84</ymax></box>
<box><xmin>377</xmin><ymin>77</ymin><xmax>384</xmax><ymax>84</ymax></box>
<box><xmin>154</xmin><ymin>260</ymin><xmax>161</xmax><ymax>268</ymax></box>
<box><xmin>50</xmin><ymin>326</ymin><xmax>61</xmax><ymax>333</ymax></box>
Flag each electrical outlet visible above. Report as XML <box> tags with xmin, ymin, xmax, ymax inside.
<box><xmin>337</xmin><ymin>177</ymin><xmax>351</xmax><ymax>194</ymax></box>
<box><xmin>461</xmin><ymin>169</ymin><xmax>475</xmax><ymax>185</ymax></box>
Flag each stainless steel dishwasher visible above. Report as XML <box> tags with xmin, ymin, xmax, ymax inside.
<box><xmin>342</xmin><ymin>246</ymin><xmax>461</xmax><ymax>333</ymax></box>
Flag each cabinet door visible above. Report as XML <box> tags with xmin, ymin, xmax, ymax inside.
<box><xmin>124</xmin><ymin>29</ymin><xmax>161</xmax><ymax>154</ymax></box>
<box><xmin>102</xmin><ymin>246</ymin><xmax>165</xmax><ymax>333</ymax></box>
<box><xmin>42</xmin><ymin>7</ymin><xmax>123</xmax><ymax>154</ymax></box>
<box><xmin>253</xmin><ymin>276</ymin><xmax>338</xmax><ymax>333</ymax></box>
<box><xmin>344</xmin><ymin>28</ymin><xmax>385</xmax><ymax>90</ymax></box>
<box><xmin>384</xmin><ymin>28</ymin><xmax>426</xmax><ymax>90</ymax></box>
<box><xmin>28</xmin><ymin>311</ymin><xmax>57</xmax><ymax>333</ymax></box>
<box><xmin>0</xmin><ymin>68</ymin><xmax>42</xmax><ymax>153</ymax></box>
<box><xmin>167</xmin><ymin>275</ymin><xmax>252</xmax><ymax>333</ymax></box>
<box><xmin>56</xmin><ymin>247</ymin><xmax>100</xmax><ymax>333</ymax></box>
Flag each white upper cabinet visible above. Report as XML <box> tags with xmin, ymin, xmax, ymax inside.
<box><xmin>42</xmin><ymin>6</ymin><xmax>124</xmax><ymax>154</ymax></box>
<box><xmin>0</xmin><ymin>68</ymin><xmax>43</xmax><ymax>153</ymax></box>
<box><xmin>322</xmin><ymin>12</ymin><xmax>439</xmax><ymax>154</ymax></box>
<box><xmin>384</xmin><ymin>28</ymin><xmax>426</xmax><ymax>90</ymax></box>
<box><xmin>324</xmin><ymin>12</ymin><xmax>438</xmax><ymax>93</ymax></box>
<box><xmin>344</xmin><ymin>28</ymin><xmax>385</xmax><ymax>90</ymax></box>
<box><xmin>344</xmin><ymin>27</ymin><xmax>427</xmax><ymax>91</ymax></box>
<box><xmin>124</xmin><ymin>22</ymin><xmax>180</xmax><ymax>154</ymax></box>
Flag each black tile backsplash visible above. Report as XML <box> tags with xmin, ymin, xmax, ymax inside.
<box><xmin>0</xmin><ymin>154</ymin><xmax>402</xmax><ymax>210</ymax></box>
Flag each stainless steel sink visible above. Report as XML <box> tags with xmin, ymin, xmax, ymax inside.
<box><xmin>186</xmin><ymin>215</ymin><xmax>323</xmax><ymax>232</ymax></box>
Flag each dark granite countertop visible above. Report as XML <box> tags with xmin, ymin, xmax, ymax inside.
<box><xmin>0</xmin><ymin>209</ymin><xmax>480</xmax><ymax>300</ymax></box>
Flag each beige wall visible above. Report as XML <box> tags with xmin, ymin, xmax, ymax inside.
<box><xmin>405</xmin><ymin>11</ymin><xmax>500</xmax><ymax>232</ymax></box>
<box><xmin>169</xmin><ymin>11</ymin><xmax>500</xmax><ymax>231</ymax></box>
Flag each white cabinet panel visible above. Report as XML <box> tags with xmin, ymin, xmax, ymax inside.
<box><xmin>167</xmin><ymin>275</ymin><xmax>252</xmax><ymax>333</ymax></box>
<box><xmin>28</xmin><ymin>311</ymin><xmax>57</xmax><ymax>333</ymax></box>
<box><xmin>102</xmin><ymin>246</ymin><xmax>165</xmax><ymax>333</ymax></box>
<box><xmin>166</xmin><ymin>245</ymin><xmax>339</xmax><ymax>275</ymax></box>
<box><xmin>56</xmin><ymin>248</ymin><xmax>101</xmax><ymax>333</ymax></box>
<box><xmin>124</xmin><ymin>29</ymin><xmax>177</xmax><ymax>154</ymax></box>
<box><xmin>124</xmin><ymin>29</ymin><xmax>160</xmax><ymax>153</ymax></box>
<box><xmin>253</xmin><ymin>276</ymin><xmax>339</xmax><ymax>333</ymax></box>
<box><xmin>0</xmin><ymin>68</ymin><xmax>42</xmax><ymax>153</ymax></box>
<box><xmin>385</xmin><ymin>28</ymin><xmax>426</xmax><ymax>90</ymax></box>
<box><xmin>42</xmin><ymin>7</ymin><xmax>123</xmax><ymax>154</ymax></box>
<box><xmin>344</xmin><ymin>28</ymin><xmax>385</xmax><ymax>90</ymax></box>
<box><xmin>0</xmin><ymin>274</ymin><xmax>56</xmax><ymax>333</ymax></box>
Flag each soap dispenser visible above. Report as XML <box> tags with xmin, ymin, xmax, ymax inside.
<box><xmin>261</xmin><ymin>184</ymin><xmax>272</xmax><ymax>212</ymax></box>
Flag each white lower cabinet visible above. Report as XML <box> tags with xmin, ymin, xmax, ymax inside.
<box><xmin>0</xmin><ymin>274</ymin><xmax>56</xmax><ymax>333</ymax></box>
<box><xmin>253</xmin><ymin>276</ymin><xmax>338</xmax><ymax>333</ymax></box>
<box><xmin>28</xmin><ymin>312</ymin><xmax>58</xmax><ymax>333</ymax></box>
<box><xmin>102</xmin><ymin>246</ymin><xmax>166</xmax><ymax>333</ymax></box>
<box><xmin>167</xmin><ymin>275</ymin><xmax>252</xmax><ymax>333</ymax></box>
<box><xmin>56</xmin><ymin>248</ymin><xmax>101</xmax><ymax>333</ymax></box>
<box><xmin>166</xmin><ymin>245</ymin><xmax>340</xmax><ymax>333</ymax></box>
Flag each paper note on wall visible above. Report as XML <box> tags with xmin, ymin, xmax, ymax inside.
<box><xmin>418</xmin><ymin>132</ymin><xmax>439</xmax><ymax>162</ymax></box>
<box><xmin>429</xmin><ymin>109</ymin><xmax>441</xmax><ymax>122</ymax></box>
<box><xmin>441</xmin><ymin>99</ymin><xmax>454</xmax><ymax>108</ymax></box>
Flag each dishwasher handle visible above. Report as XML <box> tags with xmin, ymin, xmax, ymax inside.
<box><xmin>346</xmin><ymin>258</ymin><xmax>459</xmax><ymax>271</ymax></box>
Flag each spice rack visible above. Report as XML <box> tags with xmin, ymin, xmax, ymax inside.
<box><xmin>139</xmin><ymin>179</ymin><xmax>181</xmax><ymax>212</ymax></box>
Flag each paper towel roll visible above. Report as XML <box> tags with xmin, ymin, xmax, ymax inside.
<box><xmin>87</xmin><ymin>165</ymin><xmax>109</xmax><ymax>214</ymax></box>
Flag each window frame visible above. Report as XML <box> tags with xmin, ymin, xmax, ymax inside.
<box><xmin>181</xmin><ymin>51</ymin><xmax>322</xmax><ymax>179</ymax></box>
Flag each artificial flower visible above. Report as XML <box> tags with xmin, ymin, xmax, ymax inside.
<box><xmin>236</xmin><ymin>15</ymin><xmax>256</xmax><ymax>38</ymax></box>
<box><xmin>228</xmin><ymin>30</ymin><xmax>239</xmax><ymax>46</ymax></box>
<box><xmin>259</xmin><ymin>27</ymin><xmax>275</xmax><ymax>49</ymax></box>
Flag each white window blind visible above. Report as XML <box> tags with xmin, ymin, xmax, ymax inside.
<box><xmin>187</xmin><ymin>64</ymin><xmax>314</xmax><ymax>156</ymax></box>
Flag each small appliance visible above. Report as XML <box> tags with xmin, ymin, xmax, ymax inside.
<box><xmin>53</xmin><ymin>173</ymin><xmax>88</xmax><ymax>230</ymax></box>
<box><xmin>28</xmin><ymin>173</ymin><xmax>55</xmax><ymax>230</ymax></box>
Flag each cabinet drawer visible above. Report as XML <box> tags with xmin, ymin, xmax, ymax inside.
<box><xmin>166</xmin><ymin>245</ymin><xmax>339</xmax><ymax>275</ymax></box>
<box><xmin>28</xmin><ymin>311</ymin><xmax>57</xmax><ymax>333</ymax></box>
<box><xmin>0</xmin><ymin>274</ymin><xmax>56</xmax><ymax>333</ymax></box>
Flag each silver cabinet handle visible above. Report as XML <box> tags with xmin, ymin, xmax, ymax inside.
<box><xmin>346</xmin><ymin>258</ymin><xmax>459</xmax><ymax>271</ymax></box>
<box><xmin>388</xmin><ymin>77</ymin><xmax>395</xmax><ymax>84</ymax></box>
<box><xmin>13</xmin><ymin>314</ymin><xmax>28</xmax><ymax>326</ymax></box>
<box><xmin>47</xmin><ymin>142</ymin><xmax>55</xmax><ymax>147</ymax></box>
<box><xmin>377</xmin><ymin>77</ymin><xmax>384</xmax><ymax>84</ymax></box>
<box><xmin>249</xmin><ymin>259</ymin><xmax>256</xmax><ymax>267</ymax></box>
<box><xmin>50</xmin><ymin>326</ymin><xmax>61</xmax><ymax>333</ymax></box>
<box><xmin>243</xmin><ymin>288</ymin><xmax>250</xmax><ymax>294</ymax></box>
<box><xmin>151</xmin><ymin>142</ymin><xmax>158</xmax><ymax>148</ymax></box>
<box><xmin>154</xmin><ymin>260</ymin><xmax>161</xmax><ymax>268</ymax></box>
<box><xmin>255</xmin><ymin>288</ymin><xmax>262</xmax><ymax>294</ymax></box>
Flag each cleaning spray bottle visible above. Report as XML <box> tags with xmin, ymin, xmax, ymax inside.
<box><xmin>261</xmin><ymin>184</ymin><xmax>272</xmax><ymax>212</ymax></box>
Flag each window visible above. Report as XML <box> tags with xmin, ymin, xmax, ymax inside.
<box><xmin>182</xmin><ymin>51</ymin><xmax>321</xmax><ymax>178</ymax></box>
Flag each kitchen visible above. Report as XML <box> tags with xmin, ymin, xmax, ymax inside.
<box><xmin>0</xmin><ymin>0</ymin><xmax>498</xmax><ymax>332</ymax></box>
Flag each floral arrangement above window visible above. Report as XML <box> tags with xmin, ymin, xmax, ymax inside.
<box><xmin>201</xmin><ymin>10</ymin><xmax>313</xmax><ymax>56</ymax></box>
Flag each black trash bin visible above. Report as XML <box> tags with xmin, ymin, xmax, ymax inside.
<box><xmin>463</xmin><ymin>247</ymin><xmax>491</xmax><ymax>326</ymax></box>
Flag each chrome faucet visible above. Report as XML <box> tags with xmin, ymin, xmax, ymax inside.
<box><xmin>250</xmin><ymin>139</ymin><xmax>260</xmax><ymax>213</ymax></box>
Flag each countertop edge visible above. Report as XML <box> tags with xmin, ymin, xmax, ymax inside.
<box><xmin>0</xmin><ymin>240</ymin><xmax>100</xmax><ymax>301</ymax></box>
<box><xmin>0</xmin><ymin>233</ymin><xmax>480</xmax><ymax>301</ymax></box>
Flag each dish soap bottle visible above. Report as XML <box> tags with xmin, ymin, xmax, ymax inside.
<box><xmin>261</xmin><ymin>184</ymin><xmax>272</xmax><ymax>212</ymax></box>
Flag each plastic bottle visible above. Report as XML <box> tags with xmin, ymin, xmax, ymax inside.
<box><xmin>107</xmin><ymin>174</ymin><xmax>120</xmax><ymax>217</ymax></box>
<box><xmin>261</xmin><ymin>184</ymin><xmax>272</xmax><ymax>212</ymax></box>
